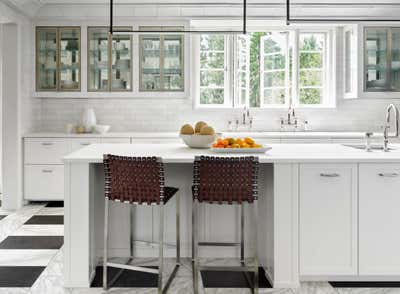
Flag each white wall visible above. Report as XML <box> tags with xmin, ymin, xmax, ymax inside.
<box><xmin>0</xmin><ymin>0</ymin><xmax>35</xmax><ymax>209</ymax></box>
<box><xmin>29</xmin><ymin>2</ymin><xmax>400</xmax><ymax>133</ymax></box>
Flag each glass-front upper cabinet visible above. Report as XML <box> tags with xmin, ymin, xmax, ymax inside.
<box><xmin>139</xmin><ymin>26</ymin><xmax>184</xmax><ymax>92</ymax></box>
<box><xmin>59</xmin><ymin>28</ymin><xmax>80</xmax><ymax>91</ymax></box>
<box><xmin>88</xmin><ymin>27</ymin><xmax>132</xmax><ymax>92</ymax></box>
<box><xmin>364</xmin><ymin>27</ymin><xmax>400</xmax><ymax>92</ymax></box>
<box><xmin>36</xmin><ymin>27</ymin><xmax>81</xmax><ymax>91</ymax></box>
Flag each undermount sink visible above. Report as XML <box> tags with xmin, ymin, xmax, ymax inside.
<box><xmin>342</xmin><ymin>144</ymin><xmax>396</xmax><ymax>151</ymax></box>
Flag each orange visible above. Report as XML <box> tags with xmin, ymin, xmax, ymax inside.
<box><xmin>244</xmin><ymin>137</ymin><xmax>255</xmax><ymax>145</ymax></box>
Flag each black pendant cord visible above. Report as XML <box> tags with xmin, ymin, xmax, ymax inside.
<box><xmin>109</xmin><ymin>0</ymin><xmax>247</xmax><ymax>35</ymax></box>
<box><xmin>109</xmin><ymin>0</ymin><xmax>113</xmax><ymax>35</ymax></box>
<box><xmin>286</xmin><ymin>0</ymin><xmax>400</xmax><ymax>24</ymax></box>
<box><xmin>243</xmin><ymin>0</ymin><xmax>247</xmax><ymax>34</ymax></box>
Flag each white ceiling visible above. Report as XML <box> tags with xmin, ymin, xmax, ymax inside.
<box><xmin>3</xmin><ymin>0</ymin><xmax>400</xmax><ymax>18</ymax></box>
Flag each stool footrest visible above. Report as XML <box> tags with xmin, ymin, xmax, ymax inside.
<box><xmin>106</xmin><ymin>262</ymin><xmax>159</xmax><ymax>274</ymax></box>
<box><xmin>199</xmin><ymin>265</ymin><xmax>257</xmax><ymax>272</ymax></box>
<box><xmin>198</xmin><ymin>242</ymin><xmax>240</xmax><ymax>247</ymax></box>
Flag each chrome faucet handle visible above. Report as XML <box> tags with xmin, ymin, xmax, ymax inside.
<box><xmin>365</xmin><ymin>132</ymin><xmax>373</xmax><ymax>152</ymax></box>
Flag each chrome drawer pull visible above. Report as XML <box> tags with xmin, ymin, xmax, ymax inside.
<box><xmin>378</xmin><ymin>172</ymin><xmax>399</xmax><ymax>177</ymax></box>
<box><xmin>41</xmin><ymin>142</ymin><xmax>54</xmax><ymax>146</ymax></box>
<box><xmin>42</xmin><ymin>169</ymin><xmax>53</xmax><ymax>173</ymax></box>
<box><xmin>80</xmin><ymin>143</ymin><xmax>90</xmax><ymax>146</ymax></box>
<box><xmin>320</xmin><ymin>173</ymin><xmax>340</xmax><ymax>177</ymax></box>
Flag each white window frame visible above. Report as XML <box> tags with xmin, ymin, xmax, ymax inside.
<box><xmin>260</xmin><ymin>31</ymin><xmax>291</xmax><ymax>108</ymax></box>
<box><xmin>296</xmin><ymin>30</ymin><xmax>328</xmax><ymax>108</ymax></box>
<box><xmin>193</xmin><ymin>27</ymin><xmax>336</xmax><ymax>109</ymax></box>
<box><xmin>234</xmin><ymin>35</ymin><xmax>251</xmax><ymax>108</ymax></box>
<box><xmin>194</xmin><ymin>35</ymin><xmax>232</xmax><ymax>108</ymax></box>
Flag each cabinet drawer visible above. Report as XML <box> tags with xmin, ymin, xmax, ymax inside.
<box><xmin>359</xmin><ymin>163</ymin><xmax>400</xmax><ymax>275</ymax></box>
<box><xmin>24</xmin><ymin>165</ymin><xmax>64</xmax><ymax>200</ymax></box>
<box><xmin>70</xmin><ymin>138</ymin><xmax>101</xmax><ymax>153</ymax></box>
<box><xmin>101</xmin><ymin>138</ymin><xmax>131</xmax><ymax>144</ymax></box>
<box><xmin>24</xmin><ymin>138</ymin><xmax>69</xmax><ymax>164</ymax></box>
<box><xmin>299</xmin><ymin>164</ymin><xmax>358</xmax><ymax>276</ymax></box>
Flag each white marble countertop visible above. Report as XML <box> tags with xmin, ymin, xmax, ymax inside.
<box><xmin>24</xmin><ymin>131</ymin><xmax>383</xmax><ymax>139</ymax></box>
<box><xmin>63</xmin><ymin>143</ymin><xmax>400</xmax><ymax>164</ymax></box>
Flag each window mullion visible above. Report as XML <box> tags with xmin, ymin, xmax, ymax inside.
<box><xmin>259</xmin><ymin>35</ymin><xmax>266</xmax><ymax>107</ymax></box>
<box><xmin>226</xmin><ymin>35</ymin><xmax>233</xmax><ymax>108</ymax></box>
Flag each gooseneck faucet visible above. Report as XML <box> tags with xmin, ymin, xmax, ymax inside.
<box><xmin>383</xmin><ymin>104</ymin><xmax>399</xmax><ymax>152</ymax></box>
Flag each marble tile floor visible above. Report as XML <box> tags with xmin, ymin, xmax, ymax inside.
<box><xmin>0</xmin><ymin>203</ymin><xmax>399</xmax><ymax>294</ymax></box>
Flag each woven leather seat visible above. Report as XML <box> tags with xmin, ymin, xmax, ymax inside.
<box><xmin>164</xmin><ymin>187</ymin><xmax>179</xmax><ymax>203</ymax></box>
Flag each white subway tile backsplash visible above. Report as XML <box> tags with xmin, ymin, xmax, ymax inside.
<box><xmin>32</xmin><ymin>96</ymin><xmax>400</xmax><ymax>133</ymax></box>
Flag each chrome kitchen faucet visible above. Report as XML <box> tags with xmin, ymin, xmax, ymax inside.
<box><xmin>383</xmin><ymin>104</ymin><xmax>399</xmax><ymax>152</ymax></box>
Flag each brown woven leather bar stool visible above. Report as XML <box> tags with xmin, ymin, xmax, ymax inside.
<box><xmin>192</xmin><ymin>155</ymin><xmax>259</xmax><ymax>294</ymax></box>
<box><xmin>103</xmin><ymin>155</ymin><xmax>180</xmax><ymax>294</ymax></box>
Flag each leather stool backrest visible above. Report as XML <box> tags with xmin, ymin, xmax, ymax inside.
<box><xmin>103</xmin><ymin>154</ymin><xmax>165</xmax><ymax>205</ymax></box>
<box><xmin>193</xmin><ymin>156</ymin><xmax>259</xmax><ymax>204</ymax></box>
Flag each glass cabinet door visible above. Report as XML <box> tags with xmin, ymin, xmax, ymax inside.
<box><xmin>59</xmin><ymin>27</ymin><xmax>80</xmax><ymax>91</ymax></box>
<box><xmin>88</xmin><ymin>28</ymin><xmax>109</xmax><ymax>91</ymax></box>
<box><xmin>391</xmin><ymin>28</ymin><xmax>400</xmax><ymax>90</ymax></box>
<box><xmin>365</xmin><ymin>28</ymin><xmax>389</xmax><ymax>91</ymax></box>
<box><xmin>140</xmin><ymin>35</ymin><xmax>161</xmax><ymax>91</ymax></box>
<box><xmin>36</xmin><ymin>28</ymin><xmax>58</xmax><ymax>91</ymax></box>
<box><xmin>88</xmin><ymin>27</ymin><xmax>132</xmax><ymax>92</ymax></box>
<box><xmin>139</xmin><ymin>27</ymin><xmax>184</xmax><ymax>92</ymax></box>
<box><xmin>111</xmin><ymin>32</ymin><xmax>132</xmax><ymax>91</ymax></box>
<box><xmin>163</xmin><ymin>35</ymin><xmax>184</xmax><ymax>91</ymax></box>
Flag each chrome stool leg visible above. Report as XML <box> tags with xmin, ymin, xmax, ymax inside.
<box><xmin>253</xmin><ymin>200</ymin><xmax>259</xmax><ymax>294</ymax></box>
<box><xmin>103</xmin><ymin>198</ymin><xmax>109</xmax><ymax>290</ymax></box>
<box><xmin>162</xmin><ymin>192</ymin><xmax>181</xmax><ymax>293</ymax></box>
<box><xmin>158</xmin><ymin>204</ymin><xmax>164</xmax><ymax>294</ymax></box>
<box><xmin>241</xmin><ymin>203</ymin><xmax>245</xmax><ymax>265</ymax></box>
<box><xmin>130</xmin><ymin>205</ymin><xmax>134</xmax><ymax>258</ymax></box>
<box><xmin>193</xmin><ymin>199</ymin><xmax>199</xmax><ymax>294</ymax></box>
<box><xmin>176</xmin><ymin>191</ymin><xmax>181</xmax><ymax>265</ymax></box>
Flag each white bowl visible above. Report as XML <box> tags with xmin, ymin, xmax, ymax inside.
<box><xmin>180</xmin><ymin>133</ymin><xmax>221</xmax><ymax>149</ymax></box>
<box><xmin>94</xmin><ymin>125</ymin><xmax>111</xmax><ymax>134</ymax></box>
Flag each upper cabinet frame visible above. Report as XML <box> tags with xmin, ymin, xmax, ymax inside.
<box><xmin>36</xmin><ymin>26</ymin><xmax>81</xmax><ymax>92</ymax></box>
<box><xmin>344</xmin><ymin>24</ymin><xmax>400</xmax><ymax>99</ymax></box>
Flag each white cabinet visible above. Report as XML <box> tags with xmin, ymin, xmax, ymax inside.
<box><xmin>359</xmin><ymin>163</ymin><xmax>400</xmax><ymax>275</ymax></box>
<box><xmin>70</xmin><ymin>138</ymin><xmax>101</xmax><ymax>152</ymax></box>
<box><xmin>24</xmin><ymin>138</ymin><xmax>70</xmax><ymax>164</ymax></box>
<box><xmin>24</xmin><ymin>165</ymin><xmax>64</xmax><ymax>200</ymax></box>
<box><xmin>299</xmin><ymin>164</ymin><xmax>358</xmax><ymax>276</ymax></box>
<box><xmin>24</xmin><ymin>136</ymin><xmax>130</xmax><ymax>201</ymax></box>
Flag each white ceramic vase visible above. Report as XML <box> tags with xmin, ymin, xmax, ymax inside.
<box><xmin>81</xmin><ymin>108</ymin><xmax>97</xmax><ymax>133</ymax></box>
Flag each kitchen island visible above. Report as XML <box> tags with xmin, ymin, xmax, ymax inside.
<box><xmin>63</xmin><ymin>143</ymin><xmax>400</xmax><ymax>288</ymax></box>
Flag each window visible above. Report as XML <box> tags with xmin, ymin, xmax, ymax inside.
<box><xmin>260</xmin><ymin>32</ymin><xmax>290</xmax><ymax>107</ymax></box>
<box><xmin>298</xmin><ymin>33</ymin><xmax>326</xmax><ymax>105</ymax></box>
<box><xmin>198</xmin><ymin>35</ymin><xmax>228</xmax><ymax>106</ymax></box>
<box><xmin>139</xmin><ymin>26</ymin><xmax>184</xmax><ymax>92</ymax></box>
<box><xmin>235</xmin><ymin>35</ymin><xmax>250</xmax><ymax>107</ymax></box>
<box><xmin>195</xmin><ymin>29</ymin><xmax>334</xmax><ymax>108</ymax></box>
